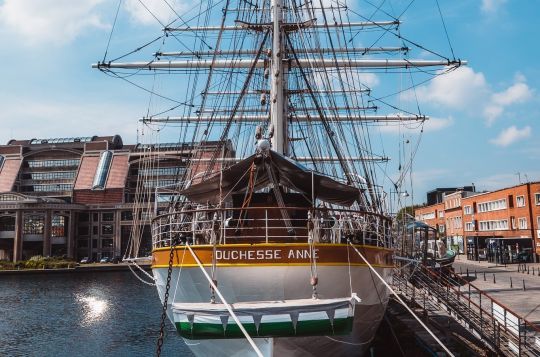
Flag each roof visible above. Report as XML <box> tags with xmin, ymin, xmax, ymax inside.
<box><xmin>180</xmin><ymin>150</ymin><xmax>363</xmax><ymax>206</ymax></box>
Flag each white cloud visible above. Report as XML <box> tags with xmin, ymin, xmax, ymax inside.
<box><xmin>355</xmin><ymin>72</ymin><xmax>380</xmax><ymax>88</ymax></box>
<box><xmin>124</xmin><ymin>0</ymin><xmax>185</xmax><ymax>26</ymax></box>
<box><xmin>412</xmin><ymin>66</ymin><xmax>489</xmax><ymax>110</ymax></box>
<box><xmin>379</xmin><ymin>116</ymin><xmax>453</xmax><ymax>134</ymax></box>
<box><xmin>0</xmin><ymin>0</ymin><xmax>109</xmax><ymax>46</ymax></box>
<box><xmin>410</xmin><ymin>67</ymin><xmax>533</xmax><ymax>126</ymax></box>
<box><xmin>481</xmin><ymin>0</ymin><xmax>507</xmax><ymax>14</ymax></box>
<box><xmin>484</xmin><ymin>80</ymin><xmax>533</xmax><ymax>124</ymax></box>
<box><xmin>490</xmin><ymin>125</ymin><xmax>531</xmax><ymax>147</ymax></box>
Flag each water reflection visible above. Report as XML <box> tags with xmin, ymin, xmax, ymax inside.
<box><xmin>77</xmin><ymin>295</ymin><xmax>108</xmax><ymax>325</ymax></box>
<box><xmin>0</xmin><ymin>271</ymin><xmax>192</xmax><ymax>356</ymax></box>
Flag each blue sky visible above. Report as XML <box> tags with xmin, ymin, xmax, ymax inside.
<box><xmin>0</xmin><ymin>0</ymin><xmax>538</xmax><ymax>203</ymax></box>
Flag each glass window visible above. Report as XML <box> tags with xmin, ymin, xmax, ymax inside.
<box><xmin>78</xmin><ymin>239</ymin><xmax>89</xmax><ymax>248</ymax></box>
<box><xmin>0</xmin><ymin>194</ymin><xmax>23</xmax><ymax>202</ymax></box>
<box><xmin>140</xmin><ymin>211</ymin><xmax>152</xmax><ymax>221</ymax></box>
<box><xmin>102</xmin><ymin>239</ymin><xmax>114</xmax><ymax>248</ymax></box>
<box><xmin>78</xmin><ymin>226</ymin><xmax>89</xmax><ymax>236</ymax></box>
<box><xmin>51</xmin><ymin>215</ymin><xmax>65</xmax><ymax>237</ymax></box>
<box><xmin>478</xmin><ymin>220</ymin><xmax>509</xmax><ymax>231</ymax></box>
<box><xmin>23</xmin><ymin>215</ymin><xmax>44</xmax><ymax>234</ymax></box>
<box><xmin>92</xmin><ymin>226</ymin><xmax>98</xmax><ymax>235</ymax></box>
<box><xmin>92</xmin><ymin>151</ymin><xmax>113</xmax><ymax>190</ymax></box>
<box><xmin>24</xmin><ymin>171</ymin><xmax>76</xmax><ymax>180</ymax></box>
<box><xmin>477</xmin><ymin>199</ymin><xmax>507</xmax><ymax>212</ymax></box>
<box><xmin>102</xmin><ymin>212</ymin><xmax>114</xmax><ymax>222</ymax></box>
<box><xmin>92</xmin><ymin>213</ymin><xmax>99</xmax><ymax>222</ymax></box>
<box><xmin>22</xmin><ymin>184</ymin><xmax>73</xmax><ymax>192</ymax></box>
<box><xmin>0</xmin><ymin>216</ymin><xmax>15</xmax><ymax>231</ymax></box>
<box><xmin>101</xmin><ymin>224</ymin><xmax>113</xmax><ymax>235</ymax></box>
<box><xmin>518</xmin><ymin>217</ymin><xmax>528</xmax><ymax>230</ymax></box>
<box><xmin>121</xmin><ymin>211</ymin><xmax>133</xmax><ymax>221</ymax></box>
<box><xmin>79</xmin><ymin>212</ymin><xmax>89</xmax><ymax>222</ymax></box>
<box><xmin>26</xmin><ymin>159</ymin><xmax>80</xmax><ymax>168</ymax></box>
<box><xmin>516</xmin><ymin>195</ymin><xmax>526</xmax><ymax>207</ymax></box>
<box><xmin>535</xmin><ymin>193</ymin><xmax>540</xmax><ymax>205</ymax></box>
<box><xmin>138</xmin><ymin>166</ymin><xmax>186</xmax><ymax>176</ymax></box>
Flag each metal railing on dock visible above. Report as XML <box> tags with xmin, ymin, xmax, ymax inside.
<box><xmin>393</xmin><ymin>262</ymin><xmax>540</xmax><ymax>356</ymax></box>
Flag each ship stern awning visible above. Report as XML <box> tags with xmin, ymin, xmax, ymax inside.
<box><xmin>180</xmin><ymin>150</ymin><xmax>362</xmax><ymax>206</ymax></box>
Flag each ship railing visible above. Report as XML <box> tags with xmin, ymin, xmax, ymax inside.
<box><xmin>394</xmin><ymin>261</ymin><xmax>540</xmax><ymax>355</ymax></box>
<box><xmin>151</xmin><ymin>206</ymin><xmax>392</xmax><ymax>249</ymax></box>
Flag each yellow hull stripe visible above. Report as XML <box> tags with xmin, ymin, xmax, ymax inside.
<box><xmin>151</xmin><ymin>243</ymin><xmax>393</xmax><ymax>268</ymax></box>
<box><xmin>152</xmin><ymin>263</ymin><xmax>395</xmax><ymax>269</ymax></box>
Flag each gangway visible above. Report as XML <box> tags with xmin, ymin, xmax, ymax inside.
<box><xmin>393</xmin><ymin>260</ymin><xmax>540</xmax><ymax>356</ymax></box>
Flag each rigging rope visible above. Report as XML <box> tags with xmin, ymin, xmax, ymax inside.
<box><xmin>102</xmin><ymin>0</ymin><xmax>123</xmax><ymax>63</ymax></box>
<box><xmin>185</xmin><ymin>244</ymin><xmax>264</xmax><ymax>357</ymax></box>
<box><xmin>347</xmin><ymin>240</ymin><xmax>455</xmax><ymax>357</ymax></box>
<box><xmin>434</xmin><ymin>0</ymin><xmax>456</xmax><ymax>61</ymax></box>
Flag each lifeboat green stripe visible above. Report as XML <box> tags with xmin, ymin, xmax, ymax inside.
<box><xmin>176</xmin><ymin>317</ymin><xmax>353</xmax><ymax>339</ymax></box>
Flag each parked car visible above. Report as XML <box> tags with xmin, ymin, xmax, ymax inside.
<box><xmin>514</xmin><ymin>249</ymin><xmax>532</xmax><ymax>263</ymax></box>
<box><xmin>100</xmin><ymin>256</ymin><xmax>111</xmax><ymax>263</ymax></box>
<box><xmin>111</xmin><ymin>256</ymin><xmax>122</xmax><ymax>264</ymax></box>
<box><xmin>80</xmin><ymin>257</ymin><xmax>92</xmax><ymax>264</ymax></box>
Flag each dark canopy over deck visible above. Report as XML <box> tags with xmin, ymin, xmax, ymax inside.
<box><xmin>180</xmin><ymin>151</ymin><xmax>362</xmax><ymax>206</ymax></box>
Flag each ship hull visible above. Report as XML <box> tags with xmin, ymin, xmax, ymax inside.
<box><xmin>152</xmin><ymin>244</ymin><xmax>392</xmax><ymax>356</ymax></box>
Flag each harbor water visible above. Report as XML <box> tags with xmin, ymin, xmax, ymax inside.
<box><xmin>0</xmin><ymin>271</ymin><xmax>193</xmax><ymax>357</ymax></box>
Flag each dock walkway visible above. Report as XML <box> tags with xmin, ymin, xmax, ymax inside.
<box><xmin>393</xmin><ymin>258</ymin><xmax>540</xmax><ymax>356</ymax></box>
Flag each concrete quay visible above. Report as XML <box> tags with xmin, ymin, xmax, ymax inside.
<box><xmin>0</xmin><ymin>262</ymin><xmax>151</xmax><ymax>275</ymax></box>
<box><xmin>453</xmin><ymin>255</ymin><xmax>540</xmax><ymax>325</ymax></box>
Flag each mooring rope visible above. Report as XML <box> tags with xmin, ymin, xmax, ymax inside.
<box><xmin>347</xmin><ymin>240</ymin><xmax>455</xmax><ymax>357</ymax></box>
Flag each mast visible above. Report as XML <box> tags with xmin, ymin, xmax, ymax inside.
<box><xmin>271</xmin><ymin>0</ymin><xmax>286</xmax><ymax>154</ymax></box>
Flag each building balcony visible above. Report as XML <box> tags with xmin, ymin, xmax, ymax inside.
<box><xmin>0</xmin><ymin>231</ymin><xmax>15</xmax><ymax>239</ymax></box>
<box><xmin>23</xmin><ymin>234</ymin><xmax>43</xmax><ymax>242</ymax></box>
<box><xmin>52</xmin><ymin>237</ymin><xmax>66</xmax><ymax>245</ymax></box>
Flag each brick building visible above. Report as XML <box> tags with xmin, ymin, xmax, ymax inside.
<box><xmin>0</xmin><ymin>136</ymin><xmax>230</xmax><ymax>262</ymax></box>
<box><xmin>415</xmin><ymin>183</ymin><xmax>540</xmax><ymax>262</ymax></box>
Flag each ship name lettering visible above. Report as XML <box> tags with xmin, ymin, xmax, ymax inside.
<box><xmin>287</xmin><ymin>248</ymin><xmax>319</xmax><ymax>259</ymax></box>
<box><xmin>215</xmin><ymin>249</ymin><xmax>281</xmax><ymax>260</ymax></box>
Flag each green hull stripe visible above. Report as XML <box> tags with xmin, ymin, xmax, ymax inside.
<box><xmin>176</xmin><ymin>317</ymin><xmax>353</xmax><ymax>340</ymax></box>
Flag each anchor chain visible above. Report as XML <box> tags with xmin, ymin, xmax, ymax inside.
<box><xmin>156</xmin><ymin>242</ymin><xmax>176</xmax><ymax>357</ymax></box>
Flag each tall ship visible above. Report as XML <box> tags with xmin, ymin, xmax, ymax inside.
<box><xmin>94</xmin><ymin>0</ymin><xmax>464</xmax><ymax>355</ymax></box>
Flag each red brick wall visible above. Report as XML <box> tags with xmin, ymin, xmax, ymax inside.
<box><xmin>415</xmin><ymin>203</ymin><xmax>445</xmax><ymax>231</ymax></box>
<box><xmin>529</xmin><ymin>182</ymin><xmax>540</xmax><ymax>254</ymax></box>
<box><xmin>0</xmin><ymin>145</ymin><xmax>22</xmax><ymax>155</ymax></box>
<box><xmin>463</xmin><ymin>185</ymin><xmax>532</xmax><ymax>239</ymax></box>
<box><xmin>74</xmin><ymin>156</ymin><xmax>99</xmax><ymax>189</ymax></box>
<box><xmin>73</xmin><ymin>188</ymin><xmax>123</xmax><ymax>204</ymax></box>
<box><xmin>106</xmin><ymin>154</ymin><xmax>129</xmax><ymax>189</ymax></box>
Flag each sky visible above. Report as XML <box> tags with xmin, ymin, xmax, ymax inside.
<box><xmin>0</xmin><ymin>0</ymin><xmax>538</xmax><ymax>203</ymax></box>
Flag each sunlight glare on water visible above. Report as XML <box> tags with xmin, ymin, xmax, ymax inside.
<box><xmin>77</xmin><ymin>295</ymin><xmax>109</xmax><ymax>325</ymax></box>
<box><xmin>0</xmin><ymin>271</ymin><xmax>193</xmax><ymax>357</ymax></box>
